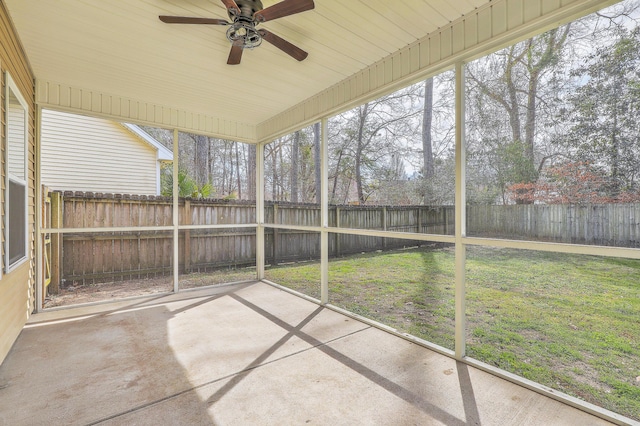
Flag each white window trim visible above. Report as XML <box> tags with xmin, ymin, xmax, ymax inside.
<box><xmin>5</xmin><ymin>73</ymin><xmax>29</xmax><ymax>274</ymax></box>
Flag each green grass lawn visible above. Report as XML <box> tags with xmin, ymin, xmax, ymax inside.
<box><xmin>264</xmin><ymin>245</ymin><xmax>640</xmax><ymax>421</ymax></box>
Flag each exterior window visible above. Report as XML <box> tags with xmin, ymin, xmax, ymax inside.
<box><xmin>5</xmin><ymin>74</ymin><xmax>28</xmax><ymax>272</ymax></box>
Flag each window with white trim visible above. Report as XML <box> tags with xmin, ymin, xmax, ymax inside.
<box><xmin>5</xmin><ymin>73</ymin><xmax>28</xmax><ymax>272</ymax></box>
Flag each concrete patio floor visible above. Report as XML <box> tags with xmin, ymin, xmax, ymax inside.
<box><xmin>0</xmin><ymin>282</ymin><xmax>618</xmax><ymax>425</ymax></box>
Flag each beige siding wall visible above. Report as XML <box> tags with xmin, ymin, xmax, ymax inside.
<box><xmin>0</xmin><ymin>1</ymin><xmax>36</xmax><ymax>365</ymax></box>
<box><xmin>41</xmin><ymin>109</ymin><xmax>160</xmax><ymax>195</ymax></box>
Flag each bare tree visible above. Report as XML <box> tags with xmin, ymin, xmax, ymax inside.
<box><xmin>291</xmin><ymin>131</ymin><xmax>300</xmax><ymax>202</ymax></box>
<box><xmin>466</xmin><ymin>26</ymin><xmax>571</xmax><ymax>203</ymax></box>
<box><xmin>422</xmin><ymin>77</ymin><xmax>435</xmax><ymax>181</ymax></box>
<box><xmin>330</xmin><ymin>87</ymin><xmax>422</xmax><ymax>204</ymax></box>
<box><xmin>193</xmin><ymin>134</ymin><xmax>210</xmax><ymax>187</ymax></box>
<box><xmin>247</xmin><ymin>144</ymin><xmax>256</xmax><ymax>200</ymax></box>
<box><xmin>314</xmin><ymin>123</ymin><xmax>321</xmax><ymax>204</ymax></box>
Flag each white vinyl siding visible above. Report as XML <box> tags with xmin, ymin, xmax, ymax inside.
<box><xmin>41</xmin><ymin>109</ymin><xmax>161</xmax><ymax>195</ymax></box>
<box><xmin>8</xmin><ymin>98</ymin><xmax>25</xmax><ymax>179</ymax></box>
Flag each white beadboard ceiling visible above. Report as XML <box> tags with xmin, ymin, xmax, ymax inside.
<box><xmin>5</xmin><ymin>0</ymin><xmax>611</xmax><ymax>142</ymax></box>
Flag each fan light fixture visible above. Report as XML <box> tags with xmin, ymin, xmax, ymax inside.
<box><xmin>226</xmin><ymin>19</ymin><xmax>262</xmax><ymax>49</ymax></box>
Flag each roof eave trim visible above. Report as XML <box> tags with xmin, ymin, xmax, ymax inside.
<box><xmin>35</xmin><ymin>80</ymin><xmax>259</xmax><ymax>143</ymax></box>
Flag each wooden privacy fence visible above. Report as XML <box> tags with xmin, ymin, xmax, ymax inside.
<box><xmin>467</xmin><ymin>203</ymin><xmax>640</xmax><ymax>247</ymax></box>
<box><xmin>48</xmin><ymin>191</ymin><xmax>454</xmax><ymax>286</ymax></box>
<box><xmin>50</xmin><ymin>191</ymin><xmax>258</xmax><ymax>286</ymax></box>
<box><xmin>267</xmin><ymin>203</ymin><xmax>454</xmax><ymax>267</ymax></box>
<box><xmin>47</xmin><ymin>191</ymin><xmax>640</xmax><ymax>287</ymax></box>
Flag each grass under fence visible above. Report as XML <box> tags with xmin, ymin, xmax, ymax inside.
<box><xmin>264</xmin><ymin>245</ymin><xmax>640</xmax><ymax>421</ymax></box>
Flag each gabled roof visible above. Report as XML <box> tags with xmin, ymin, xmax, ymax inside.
<box><xmin>122</xmin><ymin>123</ymin><xmax>173</xmax><ymax>162</ymax></box>
<box><xmin>5</xmin><ymin>0</ymin><xmax>605</xmax><ymax>142</ymax></box>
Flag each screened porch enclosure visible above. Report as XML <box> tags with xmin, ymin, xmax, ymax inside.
<box><xmin>39</xmin><ymin>90</ymin><xmax>640</xmax><ymax>426</ymax></box>
<box><xmin>5</xmin><ymin>0</ymin><xmax>636</xmax><ymax>424</ymax></box>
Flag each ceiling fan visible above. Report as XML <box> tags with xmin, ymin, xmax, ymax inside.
<box><xmin>159</xmin><ymin>0</ymin><xmax>314</xmax><ymax>65</ymax></box>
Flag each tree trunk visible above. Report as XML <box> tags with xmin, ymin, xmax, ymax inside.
<box><xmin>247</xmin><ymin>144</ymin><xmax>256</xmax><ymax>200</ymax></box>
<box><xmin>610</xmin><ymin>89</ymin><xmax>620</xmax><ymax>195</ymax></box>
<box><xmin>227</xmin><ymin>142</ymin><xmax>234</xmax><ymax>195</ymax></box>
<box><xmin>278</xmin><ymin>141</ymin><xmax>285</xmax><ymax>200</ymax></box>
<box><xmin>195</xmin><ymin>135</ymin><xmax>209</xmax><ymax>187</ymax></box>
<box><xmin>299</xmin><ymin>137</ymin><xmax>309</xmax><ymax>202</ymax></box>
<box><xmin>314</xmin><ymin>122</ymin><xmax>321</xmax><ymax>204</ymax></box>
<box><xmin>331</xmin><ymin>149</ymin><xmax>343</xmax><ymax>204</ymax></box>
<box><xmin>235</xmin><ymin>143</ymin><xmax>242</xmax><ymax>199</ymax></box>
<box><xmin>291</xmin><ymin>131</ymin><xmax>300</xmax><ymax>202</ymax></box>
<box><xmin>209</xmin><ymin>138</ymin><xmax>216</xmax><ymax>195</ymax></box>
<box><xmin>355</xmin><ymin>103</ymin><xmax>369</xmax><ymax>204</ymax></box>
<box><xmin>221</xmin><ymin>143</ymin><xmax>228</xmax><ymax>196</ymax></box>
<box><xmin>505</xmin><ymin>46</ymin><xmax>523</xmax><ymax>146</ymax></box>
<box><xmin>271</xmin><ymin>146</ymin><xmax>277</xmax><ymax>200</ymax></box>
<box><xmin>422</xmin><ymin>78</ymin><xmax>435</xmax><ymax>179</ymax></box>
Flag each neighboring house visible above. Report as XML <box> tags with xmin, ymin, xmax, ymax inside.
<box><xmin>41</xmin><ymin>109</ymin><xmax>172</xmax><ymax>196</ymax></box>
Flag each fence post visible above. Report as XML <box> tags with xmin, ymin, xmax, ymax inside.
<box><xmin>50</xmin><ymin>191</ymin><xmax>62</xmax><ymax>294</ymax></box>
<box><xmin>382</xmin><ymin>206</ymin><xmax>387</xmax><ymax>249</ymax></box>
<box><xmin>335</xmin><ymin>206</ymin><xmax>341</xmax><ymax>257</ymax></box>
<box><xmin>273</xmin><ymin>203</ymin><xmax>279</xmax><ymax>266</ymax></box>
<box><xmin>417</xmin><ymin>207</ymin><xmax>422</xmax><ymax>234</ymax></box>
<box><xmin>444</xmin><ymin>207</ymin><xmax>448</xmax><ymax>235</ymax></box>
<box><xmin>184</xmin><ymin>199</ymin><xmax>191</xmax><ymax>273</ymax></box>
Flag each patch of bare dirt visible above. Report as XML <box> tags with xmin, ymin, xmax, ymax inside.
<box><xmin>43</xmin><ymin>270</ymin><xmax>256</xmax><ymax>309</ymax></box>
<box><xmin>44</xmin><ymin>276</ymin><xmax>174</xmax><ymax>308</ymax></box>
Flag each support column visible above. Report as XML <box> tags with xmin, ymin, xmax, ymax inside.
<box><xmin>335</xmin><ymin>206</ymin><xmax>341</xmax><ymax>257</ymax></box>
<box><xmin>454</xmin><ymin>62</ymin><xmax>467</xmax><ymax>359</ymax></box>
<box><xmin>183</xmin><ymin>199</ymin><xmax>191</xmax><ymax>273</ymax></box>
<box><xmin>272</xmin><ymin>203</ymin><xmax>279</xmax><ymax>266</ymax></box>
<box><xmin>320</xmin><ymin>118</ymin><xmax>329</xmax><ymax>304</ymax></box>
<box><xmin>256</xmin><ymin>142</ymin><xmax>265</xmax><ymax>280</ymax></box>
<box><xmin>173</xmin><ymin>129</ymin><xmax>179</xmax><ymax>293</ymax></box>
<box><xmin>50</xmin><ymin>191</ymin><xmax>63</xmax><ymax>294</ymax></box>
<box><xmin>35</xmin><ymin>106</ymin><xmax>44</xmax><ymax>312</ymax></box>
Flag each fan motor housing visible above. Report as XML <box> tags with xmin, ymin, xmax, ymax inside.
<box><xmin>230</xmin><ymin>0</ymin><xmax>264</xmax><ymax>19</ymax></box>
<box><xmin>226</xmin><ymin>0</ymin><xmax>264</xmax><ymax>48</ymax></box>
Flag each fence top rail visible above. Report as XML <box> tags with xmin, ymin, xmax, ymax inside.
<box><xmin>330</xmin><ymin>205</ymin><xmax>454</xmax><ymax>211</ymax></box>
<box><xmin>54</xmin><ymin>190</ymin><xmax>258</xmax><ymax>206</ymax></box>
<box><xmin>58</xmin><ymin>190</ymin><xmax>173</xmax><ymax>202</ymax></box>
<box><xmin>52</xmin><ymin>191</ymin><xmax>640</xmax><ymax>210</ymax></box>
<box><xmin>468</xmin><ymin>202</ymin><xmax>640</xmax><ymax>208</ymax></box>
<box><xmin>53</xmin><ymin>192</ymin><xmax>456</xmax><ymax>210</ymax></box>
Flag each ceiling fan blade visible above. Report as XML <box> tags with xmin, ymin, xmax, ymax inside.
<box><xmin>159</xmin><ymin>16</ymin><xmax>229</xmax><ymax>25</ymax></box>
<box><xmin>220</xmin><ymin>0</ymin><xmax>241</xmax><ymax>16</ymax></box>
<box><xmin>253</xmin><ymin>0</ymin><xmax>314</xmax><ymax>22</ymax></box>
<box><xmin>227</xmin><ymin>41</ymin><xmax>244</xmax><ymax>65</ymax></box>
<box><xmin>258</xmin><ymin>29</ymin><xmax>308</xmax><ymax>61</ymax></box>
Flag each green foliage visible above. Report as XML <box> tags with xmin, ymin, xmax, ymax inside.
<box><xmin>160</xmin><ymin>164</ymin><xmax>213</xmax><ymax>198</ymax></box>
<box><xmin>563</xmin><ymin>27</ymin><xmax>640</xmax><ymax>196</ymax></box>
<box><xmin>501</xmin><ymin>139</ymin><xmax>538</xmax><ymax>185</ymax></box>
